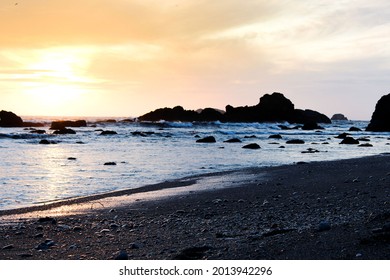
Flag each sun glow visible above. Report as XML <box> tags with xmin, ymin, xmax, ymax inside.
<box><xmin>17</xmin><ymin>47</ymin><xmax>99</xmax><ymax>115</ymax></box>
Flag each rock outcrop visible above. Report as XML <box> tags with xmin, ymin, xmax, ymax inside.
<box><xmin>331</xmin><ymin>114</ymin><xmax>348</xmax><ymax>121</ymax></box>
<box><xmin>0</xmin><ymin>110</ymin><xmax>24</xmax><ymax>127</ymax></box>
<box><xmin>138</xmin><ymin>106</ymin><xmax>199</xmax><ymax>122</ymax></box>
<box><xmin>138</xmin><ymin>92</ymin><xmax>331</xmax><ymax>124</ymax></box>
<box><xmin>366</xmin><ymin>93</ymin><xmax>390</xmax><ymax>132</ymax></box>
<box><xmin>50</xmin><ymin>120</ymin><xmax>87</xmax><ymax>130</ymax></box>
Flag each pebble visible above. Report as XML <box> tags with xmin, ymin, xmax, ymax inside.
<box><xmin>318</xmin><ymin>221</ymin><xmax>331</xmax><ymax>232</ymax></box>
<box><xmin>73</xmin><ymin>226</ymin><xmax>83</xmax><ymax>232</ymax></box>
<box><xmin>115</xmin><ymin>250</ymin><xmax>129</xmax><ymax>260</ymax></box>
<box><xmin>38</xmin><ymin>217</ymin><xmax>57</xmax><ymax>224</ymax></box>
<box><xmin>2</xmin><ymin>244</ymin><xmax>14</xmax><ymax>250</ymax></box>
<box><xmin>110</xmin><ymin>224</ymin><xmax>120</xmax><ymax>229</ymax></box>
<box><xmin>19</xmin><ymin>253</ymin><xmax>33</xmax><ymax>258</ymax></box>
<box><xmin>34</xmin><ymin>233</ymin><xmax>44</xmax><ymax>238</ymax></box>
<box><xmin>36</xmin><ymin>240</ymin><xmax>55</xmax><ymax>250</ymax></box>
<box><xmin>212</xmin><ymin>199</ymin><xmax>223</xmax><ymax>204</ymax></box>
<box><xmin>57</xmin><ymin>224</ymin><xmax>71</xmax><ymax>231</ymax></box>
<box><xmin>129</xmin><ymin>242</ymin><xmax>143</xmax><ymax>249</ymax></box>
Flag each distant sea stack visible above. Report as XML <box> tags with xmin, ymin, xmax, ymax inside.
<box><xmin>331</xmin><ymin>114</ymin><xmax>348</xmax><ymax>121</ymax></box>
<box><xmin>366</xmin><ymin>93</ymin><xmax>390</xmax><ymax>132</ymax></box>
<box><xmin>139</xmin><ymin>92</ymin><xmax>331</xmax><ymax>124</ymax></box>
<box><xmin>0</xmin><ymin>110</ymin><xmax>24</xmax><ymax>127</ymax></box>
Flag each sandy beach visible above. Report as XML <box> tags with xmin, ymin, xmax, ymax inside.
<box><xmin>1</xmin><ymin>154</ymin><xmax>389</xmax><ymax>260</ymax></box>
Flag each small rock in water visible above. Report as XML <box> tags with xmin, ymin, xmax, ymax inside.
<box><xmin>269</xmin><ymin>134</ymin><xmax>282</xmax><ymax>139</ymax></box>
<box><xmin>100</xmin><ymin>130</ymin><xmax>118</xmax><ymax>135</ymax></box>
<box><xmin>39</xmin><ymin>139</ymin><xmax>57</xmax><ymax>145</ymax></box>
<box><xmin>196</xmin><ymin>136</ymin><xmax>216</xmax><ymax>143</ymax></box>
<box><xmin>359</xmin><ymin>143</ymin><xmax>373</xmax><ymax>147</ymax></box>
<box><xmin>286</xmin><ymin>139</ymin><xmax>305</xmax><ymax>144</ymax></box>
<box><xmin>223</xmin><ymin>138</ymin><xmax>242</xmax><ymax>143</ymax></box>
<box><xmin>242</xmin><ymin>143</ymin><xmax>261</xmax><ymax>149</ymax></box>
<box><xmin>318</xmin><ymin>221</ymin><xmax>331</xmax><ymax>232</ymax></box>
<box><xmin>340</xmin><ymin>137</ymin><xmax>359</xmax><ymax>145</ymax></box>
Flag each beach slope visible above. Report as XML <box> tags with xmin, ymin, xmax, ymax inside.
<box><xmin>1</xmin><ymin>155</ymin><xmax>389</xmax><ymax>260</ymax></box>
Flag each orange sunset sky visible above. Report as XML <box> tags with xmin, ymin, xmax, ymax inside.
<box><xmin>0</xmin><ymin>0</ymin><xmax>389</xmax><ymax>119</ymax></box>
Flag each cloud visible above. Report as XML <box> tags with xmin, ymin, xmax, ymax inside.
<box><xmin>1</xmin><ymin>0</ymin><xmax>390</xmax><ymax>118</ymax></box>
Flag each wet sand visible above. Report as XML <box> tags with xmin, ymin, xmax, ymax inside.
<box><xmin>0</xmin><ymin>154</ymin><xmax>389</xmax><ymax>260</ymax></box>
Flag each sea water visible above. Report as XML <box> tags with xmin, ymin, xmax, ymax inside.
<box><xmin>0</xmin><ymin>118</ymin><xmax>389</xmax><ymax>210</ymax></box>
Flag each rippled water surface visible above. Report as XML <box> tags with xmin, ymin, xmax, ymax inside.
<box><xmin>1</xmin><ymin>118</ymin><xmax>389</xmax><ymax>210</ymax></box>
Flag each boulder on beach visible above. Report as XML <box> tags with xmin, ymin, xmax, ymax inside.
<box><xmin>0</xmin><ymin>110</ymin><xmax>24</xmax><ymax>127</ymax></box>
<box><xmin>331</xmin><ymin>114</ymin><xmax>348</xmax><ymax>121</ymax></box>
<box><xmin>366</xmin><ymin>93</ymin><xmax>390</xmax><ymax>132</ymax></box>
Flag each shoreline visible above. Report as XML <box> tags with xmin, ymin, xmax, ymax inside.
<box><xmin>1</xmin><ymin>154</ymin><xmax>389</xmax><ymax>259</ymax></box>
<box><xmin>0</xmin><ymin>154</ymin><xmax>385</xmax><ymax>217</ymax></box>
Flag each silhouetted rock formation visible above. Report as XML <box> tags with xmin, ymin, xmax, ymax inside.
<box><xmin>292</xmin><ymin>109</ymin><xmax>330</xmax><ymax>124</ymax></box>
<box><xmin>138</xmin><ymin>106</ymin><xmax>199</xmax><ymax>122</ymax></box>
<box><xmin>302</xmin><ymin>121</ymin><xmax>324</xmax><ymax>130</ymax></box>
<box><xmin>224</xmin><ymin>92</ymin><xmax>295</xmax><ymax>122</ymax></box>
<box><xmin>138</xmin><ymin>92</ymin><xmax>331</xmax><ymax>124</ymax></box>
<box><xmin>331</xmin><ymin>114</ymin><xmax>348</xmax><ymax>121</ymax></box>
<box><xmin>198</xmin><ymin>108</ymin><xmax>225</xmax><ymax>121</ymax></box>
<box><xmin>366</xmin><ymin>93</ymin><xmax>390</xmax><ymax>132</ymax></box>
<box><xmin>50</xmin><ymin>120</ymin><xmax>87</xmax><ymax>130</ymax></box>
<box><xmin>53</xmin><ymin>128</ymin><xmax>76</xmax><ymax>135</ymax></box>
<box><xmin>0</xmin><ymin>110</ymin><xmax>23</xmax><ymax>127</ymax></box>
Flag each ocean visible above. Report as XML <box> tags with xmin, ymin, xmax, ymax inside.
<box><xmin>0</xmin><ymin>117</ymin><xmax>389</xmax><ymax>210</ymax></box>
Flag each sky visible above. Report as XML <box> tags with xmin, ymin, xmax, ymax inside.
<box><xmin>0</xmin><ymin>0</ymin><xmax>389</xmax><ymax>120</ymax></box>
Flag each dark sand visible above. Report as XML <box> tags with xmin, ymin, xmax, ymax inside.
<box><xmin>0</xmin><ymin>155</ymin><xmax>389</xmax><ymax>260</ymax></box>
